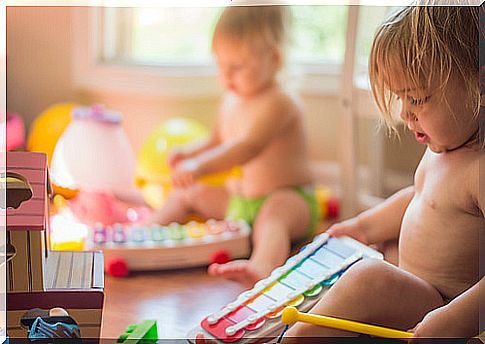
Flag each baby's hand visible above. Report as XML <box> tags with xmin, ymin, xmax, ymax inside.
<box><xmin>167</xmin><ymin>149</ymin><xmax>187</xmax><ymax>169</ymax></box>
<box><xmin>172</xmin><ymin>159</ymin><xmax>201</xmax><ymax>188</ymax></box>
<box><xmin>326</xmin><ymin>217</ymin><xmax>368</xmax><ymax>244</ymax></box>
<box><xmin>408</xmin><ymin>305</ymin><xmax>468</xmax><ymax>342</ymax></box>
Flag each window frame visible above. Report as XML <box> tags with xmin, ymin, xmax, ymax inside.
<box><xmin>72</xmin><ymin>6</ymin><xmax>343</xmax><ymax>98</ymax></box>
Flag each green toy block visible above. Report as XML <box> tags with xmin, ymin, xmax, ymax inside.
<box><xmin>117</xmin><ymin>320</ymin><xmax>158</xmax><ymax>343</ymax></box>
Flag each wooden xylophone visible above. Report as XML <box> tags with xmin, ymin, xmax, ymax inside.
<box><xmin>188</xmin><ymin>233</ymin><xmax>383</xmax><ymax>343</ymax></box>
<box><xmin>85</xmin><ymin>219</ymin><xmax>251</xmax><ymax>274</ymax></box>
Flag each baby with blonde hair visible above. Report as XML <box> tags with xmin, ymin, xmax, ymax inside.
<box><xmin>282</xmin><ymin>5</ymin><xmax>483</xmax><ymax>341</ymax></box>
<box><xmin>152</xmin><ymin>5</ymin><xmax>320</xmax><ymax>287</ymax></box>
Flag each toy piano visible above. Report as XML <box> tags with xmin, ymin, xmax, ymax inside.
<box><xmin>85</xmin><ymin>219</ymin><xmax>251</xmax><ymax>276</ymax></box>
<box><xmin>187</xmin><ymin>233</ymin><xmax>383</xmax><ymax>343</ymax></box>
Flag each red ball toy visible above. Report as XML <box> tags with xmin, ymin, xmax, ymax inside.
<box><xmin>107</xmin><ymin>257</ymin><xmax>129</xmax><ymax>278</ymax></box>
<box><xmin>210</xmin><ymin>249</ymin><xmax>231</xmax><ymax>265</ymax></box>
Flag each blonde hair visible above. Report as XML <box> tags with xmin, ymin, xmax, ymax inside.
<box><xmin>369</xmin><ymin>6</ymin><xmax>480</xmax><ymax>136</ymax></box>
<box><xmin>212</xmin><ymin>5</ymin><xmax>289</xmax><ymax>55</ymax></box>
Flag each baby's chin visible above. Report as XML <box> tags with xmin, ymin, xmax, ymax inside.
<box><xmin>427</xmin><ymin>142</ymin><xmax>468</xmax><ymax>154</ymax></box>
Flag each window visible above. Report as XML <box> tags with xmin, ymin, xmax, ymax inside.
<box><xmin>73</xmin><ymin>6</ymin><xmax>395</xmax><ymax>97</ymax></box>
<box><xmin>100</xmin><ymin>6</ymin><xmax>350</xmax><ymax>69</ymax></box>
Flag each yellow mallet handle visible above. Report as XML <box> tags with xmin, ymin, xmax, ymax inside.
<box><xmin>281</xmin><ymin>307</ymin><xmax>413</xmax><ymax>339</ymax></box>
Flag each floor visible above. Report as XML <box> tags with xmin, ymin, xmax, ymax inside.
<box><xmin>101</xmin><ymin>267</ymin><xmax>246</xmax><ymax>340</ymax></box>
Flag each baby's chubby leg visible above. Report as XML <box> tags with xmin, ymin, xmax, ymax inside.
<box><xmin>282</xmin><ymin>259</ymin><xmax>444</xmax><ymax>341</ymax></box>
<box><xmin>209</xmin><ymin>189</ymin><xmax>310</xmax><ymax>287</ymax></box>
<box><xmin>150</xmin><ymin>184</ymin><xmax>229</xmax><ymax>225</ymax></box>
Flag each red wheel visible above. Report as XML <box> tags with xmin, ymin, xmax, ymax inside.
<box><xmin>107</xmin><ymin>257</ymin><xmax>129</xmax><ymax>277</ymax></box>
<box><xmin>210</xmin><ymin>249</ymin><xmax>231</xmax><ymax>265</ymax></box>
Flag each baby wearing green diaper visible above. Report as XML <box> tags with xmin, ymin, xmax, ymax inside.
<box><xmin>150</xmin><ymin>6</ymin><xmax>319</xmax><ymax>287</ymax></box>
<box><xmin>226</xmin><ymin>186</ymin><xmax>321</xmax><ymax>238</ymax></box>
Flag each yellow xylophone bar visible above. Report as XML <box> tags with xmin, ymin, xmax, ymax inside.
<box><xmin>281</xmin><ymin>307</ymin><xmax>413</xmax><ymax>339</ymax></box>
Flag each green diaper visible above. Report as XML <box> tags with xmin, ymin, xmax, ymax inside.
<box><xmin>225</xmin><ymin>186</ymin><xmax>321</xmax><ymax>237</ymax></box>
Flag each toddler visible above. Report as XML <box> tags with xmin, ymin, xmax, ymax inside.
<box><xmin>151</xmin><ymin>5</ymin><xmax>320</xmax><ymax>288</ymax></box>
<box><xmin>282</xmin><ymin>5</ymin><xmax>483</xmax><ymax>341</ymax></box>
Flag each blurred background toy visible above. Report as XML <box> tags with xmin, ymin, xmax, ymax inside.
<box><xmin>27</xmin><ymin>102</ymin><xmax>79</xmax><ymax>198</ymax></box>
<box><xmin>27</xmin><ymin>102</ymin><xmax>77</xmax><ymax>164</ymax></box>
<box><xmin>135</xmin><ymin>117</ymin><xmax>240</xmax><ymax>209</ymax></box>
<box><xmin>50</xmin><ymin>104</ymin><xmax>140</xmax><ymax>203</ymax></box>
<box><xmin>2</xmin><ymin>112</ymin><xmax>25</xmax><ymax>151</ymax></box>
<box><xmin>87</xmin><ymin>219</ymin><xmax>251</xmax><ymax>277</ymax></box>
<box><xmin>315</xmin><ymin>186</ymin><xmax>340</xmax><ymax>220</ymax></box>
<box><xmin>46</xmin><ymin>104</ymin><xmax>149</xmax><ymax>250</ymax></box>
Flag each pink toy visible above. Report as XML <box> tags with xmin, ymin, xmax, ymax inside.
<box><xmin>50</xmin><ymin>104</ymin><xmax>141</xmax><ymax>203</ymax></box>
<box><xmin>68</xmin><ymin>190</ymin><xmax>150</xmax><ymax>226</ymax></box>
<box><xmin>2</xmin><ymin>112</ymin><xmax>25</xmax><ymax>151</ymax></box>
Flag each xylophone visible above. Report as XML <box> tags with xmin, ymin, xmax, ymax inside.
<box><xmin>85</xmin><ymin>219</ymin><xmax>251</xmax><ymax>276</ymax></box>
<box><xmin>187</xmin><ymin>233</ymin><xmax>383</xmax><ymax>343</ymax></box>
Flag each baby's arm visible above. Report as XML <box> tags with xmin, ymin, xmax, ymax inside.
<box><xmin>168</xmin><ymin>136</ymin><xmax>219</xmax><ymax>168</ymax></box>
<box><xmin>178</xmin><ymin>96</ymin><xmax>295</xmax><ymax>177</ymax></box>
<box><xmin>168</xmin><ymin>119</ymin><xmax>221</xmax><ymax>168</ymax></box>
<box><xmin>410</xmin><ymin>278</ymin><xmax>482</xmax><ymax>340</ymax></box>
<box><xmin>328</xmin><ymin>186</ymin><xmax>414</xmax><ymax>244</ymax></box>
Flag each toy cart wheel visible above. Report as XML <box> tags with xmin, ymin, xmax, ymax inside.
<box><xmin>210</xmin><ymin>249</ymin><xmax>231</xmax><ymax>265</ymax></box>
<box><xmin>107</xmin><ymin>256</ymin><xmax>129</xmax><ymax>278</ymax></box>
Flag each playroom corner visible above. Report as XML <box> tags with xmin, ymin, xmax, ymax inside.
<box><xmin>4</xmin><ymin>4</ymin><xmax>427</xmax><ymax>342</ymax></box>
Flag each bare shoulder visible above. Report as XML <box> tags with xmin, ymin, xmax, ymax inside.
<box><xmin>257</xmin><ymin>85</ymin><xmax>304</xmax><ymax>119</ymax></box>
<box><xmin>446</xmin><ymin>146</ymin><xmax>481</xmax><ymax>211</ymax></box>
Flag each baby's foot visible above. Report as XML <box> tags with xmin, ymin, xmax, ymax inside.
<box><xmin>208</xmin><ymin>260</ymin><xmax>265</xmax><ymax>288</ymax></box>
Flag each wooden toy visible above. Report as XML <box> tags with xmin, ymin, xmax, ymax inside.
<box><xmin>1</xmin><ymin>152</ymin><xmax>104</xmax><ymax>338</ymax></box>
<box><xmin>187</xmin><ymin>233</ymin><xmax>383</xmax><ymax>343</ymax></box>
<box><xmin>85</xmin><ymin>219</ymin><xmax>251</xmax><ymax>277</ymax></box>
<box><xmin>117</xmin><ymin>320</ymin><xmax>158</xmax><ymax>343</ymax></box>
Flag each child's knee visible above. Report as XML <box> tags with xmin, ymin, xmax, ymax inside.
<box><xmin>338</xmin><ymin>259</ymin><xmax>395</xmax><ymax>295</ymax></box>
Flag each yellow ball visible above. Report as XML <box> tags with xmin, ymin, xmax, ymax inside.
<box><xmin>137</xmin><ymin>117</ymin><xmax>209</xmax><ymax>182</ymax></box>
<box><xmin>27</xmin><ymin>102</ymin><xmax>78</xmax><ymax>165</ymax></box>
<box><xmin>136</xmin><ymin>118</ymin><xmax>209</xmax><ymax>208</ymax></box>
<box><xmin>136</xmin><ymin>117</ymin><xmax>241</xmax><ymax>209</ymax></box>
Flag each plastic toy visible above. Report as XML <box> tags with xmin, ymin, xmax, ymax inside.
<box><xmin>2</xmin><ymin>152</ymin><xmax>105</xmax><ymax>338</ymax></box>
<box><xmin>135</xmin><ymin>117</ymin><xmax>239</xmax><ymax>209</ymax></box>
<box><xmin>85</xmin><ymin>219</ymin><xmax>251</xmax><ymax>276</ymax></box>
<box><xmin>315</xmin><ymin>186</ymin><xmax>340</xmax><ymax>220</ymax></box>
<box><xmin>281</xmin><ymin>307</ymin><xmax>412</xmax><ymax>339</ymax></box>
<box><xmin>117</xmin><ymin>320</ymin><xmax>158</xmax><ymax>343</ymax></box>
<box><xmin>50</xmin><ymin>104</ymin><xmax>141</xmax><ymax>204</ymax></box>
<box><xmin>22</xmin><ymin>307</ymin><xmax>81</xmax><ymax>341</ymax></box>
<box><xmin>187</xmin><ymin>233</ymin><xmax>382</xmax><ymax>343</ymax></box>
<box><xmin>67</xmin><ymin>190</ymin><xmax>149</xmax><ymax>226</ymax></box>
<box><xmin>27</xmin><ymin>102</ymin><xmax>77</xmax><ymax>164</ymax></box>
<box><xmin>2</xmin><ymin>112</ymin><xmax>25</xmax><ymax>151</ymax></box>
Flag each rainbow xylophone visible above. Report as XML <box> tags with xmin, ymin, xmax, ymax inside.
<box><xmin>85</xmin><ymin>219</ymin><xmax>251</xmax><ymax>276</ymax></box>
<box><xmin>187</xmin><ymin>233</ymin><xmax>383</xmax><ymax>343</ymax></box>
